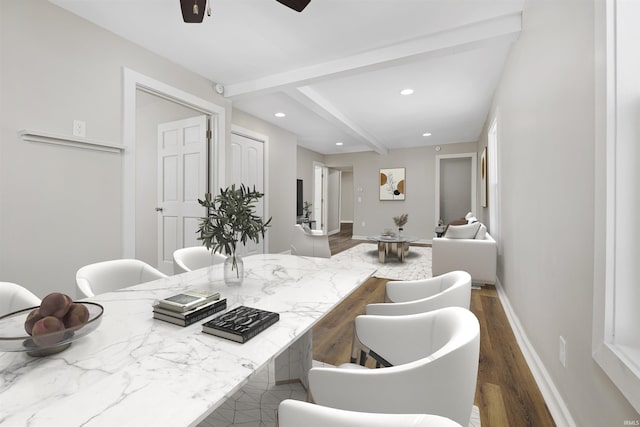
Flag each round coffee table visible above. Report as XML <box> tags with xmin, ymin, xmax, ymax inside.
<box><xmin>367</xmin><ymin>234</ymin><xmax>418</xmax><ymax>263</ymax></box>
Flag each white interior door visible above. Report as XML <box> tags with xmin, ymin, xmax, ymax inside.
<box><xmin>313</xmin><ymin>163</ymin><xmax>327</xmax><ymax>232</ymax></box>
<box><xmin>327</xmin><ymin>168</ymin><xmax>341</xmax><ymax>234</ymax></box>
<box><xmin>157</xmin><ymin>115</ymin><xmax>208</xmax><ymax>274</ymax></box>
<box><xmin>230</xmin><ymin>132</ymin><xmax>265</xmax><ymax>256</ymax></box>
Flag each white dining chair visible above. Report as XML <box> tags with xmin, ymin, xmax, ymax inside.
<box><xmin>277</xmin><ymin>399</ymin><xmax>463</xmax><ymax>427</ymax></box>
<box><xmin>76</xmin><ymin>259</ymin><xmax>168</xmax><ymax>298</ymax></box>
<box><xmin>308</xmin><ymin>307</ymin><xmax>480</xmax><ymax>427</ymax></box>
<box><xmin>366</xmin><ymin>270</ymin><xmax>472</xmax><ymax>316</ymax></box>
<box><xmin>0</xmin><ymin>282</ymin><xmax>41</xmax><ymax>315</ymax></box>
<box><xmin>172</xmin><ymin>246</ymin><xmax>227</xmax><ymax>274</ymax></box>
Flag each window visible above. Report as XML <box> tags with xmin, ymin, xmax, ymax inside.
<box><xmin>593</xmin><ymin>0</ymin><xmax>640</xmax><ymax>413</ymax></box>
<box><xmin>488</xmin><ymin>115</ymin><xmax>500</xmax><ymax>253</ymax></box>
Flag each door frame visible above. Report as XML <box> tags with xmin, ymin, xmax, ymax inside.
<box><xmin>122</xmin><ymin>67</ymin><xmax>226</xmax><ymax>258</ymax></box>
<box><xmin>231</xmin><ymin>124</ymin><xmax>270</xmax><ymax>252</ymax></box>
<box><xmin>435</xmin><ymin>152</ymin><xmax>478</xmax><ymax>226</ymax></box>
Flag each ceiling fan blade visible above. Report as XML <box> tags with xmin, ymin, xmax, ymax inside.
<box><xmin>275</xmin><ymin>0</ymin><xmax>311</xmax><ymax>12</ymax></box>
<box><xmin>180</xmin><ymin>0</ymin><xmax>206</xmax><ymax>23</ymax></box>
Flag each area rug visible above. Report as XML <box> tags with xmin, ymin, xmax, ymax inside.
<box><xmin>331</xmin><ymin>242</ymin><xmax>433</xmax><ymax>281</ymax></box>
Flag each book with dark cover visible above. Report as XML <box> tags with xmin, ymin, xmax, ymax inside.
<box><xmin>156</xmin><ymin>289</ymin><xmax>220</xmax><ymax>313</ymax></box>
<box><xmin>154</xmin><ymin>298</ymin><xmax>227</xmax><ymax>326</ymax></box>
<box><xmin>201</xmin><ymin>306</ymin><xmax>279</xmax><ymax>343</ymax></box>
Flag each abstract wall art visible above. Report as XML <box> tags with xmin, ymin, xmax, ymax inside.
<box><xmin>379</xmin><ymin>167</ymin><xmax>405</xmax><ymax>201</ymax></box>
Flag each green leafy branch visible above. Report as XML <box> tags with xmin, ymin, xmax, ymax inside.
<box><xmin>197</xmin><ymin>184</ymin><xmax>272</xmax><ymax>271</ymax></box>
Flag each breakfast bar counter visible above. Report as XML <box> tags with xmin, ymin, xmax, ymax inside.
<box><xmin>0</xmin><ymin>254</ymin><xmax>376</xmax><ymax>427</ymax></box>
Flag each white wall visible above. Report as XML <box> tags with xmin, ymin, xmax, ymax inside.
<box><xmin>231</xmin><ymin>109</ymin><xmax>298</xmax><ymax>254</ymax></box>
<box><xmin>479</xmin><ymin>0</ymin><xmax>639</xmax><ymax>423</ymax></box>
<box><xmin>0</xmin><ymin>0</ymin><xmax>229</xmax><ymax>298</ymax></box>
<box><xmin>296</xmin><ymin>145</ymin><xmax>325</xmax><ymax>210</ymax></box>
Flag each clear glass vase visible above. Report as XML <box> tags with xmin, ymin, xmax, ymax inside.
<box><xmin>223</xmin><ymin>254</ymin><xmax>244</xmax><ymax>286</ymax></box>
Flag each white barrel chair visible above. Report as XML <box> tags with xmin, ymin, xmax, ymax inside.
<box><xmin>76</xmin><ymin>259</ymin><xmax>167</xmax><ymax>298</ymax></box>
<box><xmin>277</xmin><ymin>399</ymin><xmax>462</xmax><ymax>427</ymax></box>
<box><xmin>352</xmin><ymin>271</ymin><xmax>471</xmax><ymax>365</ymax></box>
<box><xmin>172</xmin><ymin>246</ymin><xmax>227</xmax><ymax>274</ymax></box>
<box><xmin>0</xmin><ymin>282</ymin><xmax>41</xmax><ymax>315</ymax></box>
<box><xmin>308</xmin><ymin>307</ymin><xmax>480</xmax><ymax>427</ymax></box>
<box><xmin>366</xmin><ymin>270</ymin><xmax>472</xmax><ymax>316</ymax></box>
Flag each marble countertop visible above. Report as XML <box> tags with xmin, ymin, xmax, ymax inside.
<box><xmin>0</xmin><ymin>254</ymin><xmax>376</xmax><ymax>427</ymax></box>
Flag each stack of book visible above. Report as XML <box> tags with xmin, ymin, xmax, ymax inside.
<box><xmin>153</xmin><ymin>289</ymin><xmax>226</xmax><ymax>326</ymax></box>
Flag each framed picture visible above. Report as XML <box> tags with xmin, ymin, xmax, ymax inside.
<box><xmin>480</xmin><ymin>147</ymin><xmax>488</xmax><ymax>207</ymax></box>
<box><xmin>379</xmin><ymin>167</ymin><xmax>405</xmax><ymax>200</ymax></box>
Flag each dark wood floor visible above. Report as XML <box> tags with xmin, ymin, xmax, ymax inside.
<box><xmin>312</xmin><ymin>222</ymin><xmax>555</xmax><ymax>427</ymax></box>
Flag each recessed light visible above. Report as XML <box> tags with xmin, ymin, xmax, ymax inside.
<box><xmin>400</xmin><ymin>89</ymin><xmax>414</xmax><ymax>96</ymax></box>
<box><xmin>422</xmin><ymin>132</ymin><xmax>432</xmax><ymax>137</ymax></box>
<box><xmin>274</xmin><ymin>112</ymin><xmax>286</xmax><ymax>118</ymax></box>
<box><xmin>336</xmin><ymin>141</ymin><xmax>344</xmax><ymax>146</ymax></box>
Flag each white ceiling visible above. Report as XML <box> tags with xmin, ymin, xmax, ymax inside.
<box><xmin>49</xmin><ymin>0</ymin><xmax>524</xmax><ymax>155</ymax></box>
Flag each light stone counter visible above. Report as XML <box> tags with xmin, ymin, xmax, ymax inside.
<box><xmin>0</xmin><ymin>254</ymin><xmax>376</xmax><ymax>427</ymax></box>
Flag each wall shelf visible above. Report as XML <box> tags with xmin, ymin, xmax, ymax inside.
<box><xmin>19</xmin><ymin>129</ymin><xmax>126</xmax><ymax>153</ymax></box>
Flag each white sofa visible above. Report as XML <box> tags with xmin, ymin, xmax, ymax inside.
<box><xmin>432</xmin><ymin>225</ymin><xmax>497</xmax><ymax>286</ymax></box>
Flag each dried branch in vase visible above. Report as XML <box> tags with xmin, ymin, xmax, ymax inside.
<box><xmin>393</xmin><ymin>213</ymin><xmax>408</xmax><ymax>228</ymax></box>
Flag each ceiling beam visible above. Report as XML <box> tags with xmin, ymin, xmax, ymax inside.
<box><xmin>287</xmin><ymin>86</ymin><xmax>389</xmax><ymax>155</ymax></box>
<box><xmin>223</xmin><ymin>12</ymin><xmax>522</xmax><ymax>99</ymax></box>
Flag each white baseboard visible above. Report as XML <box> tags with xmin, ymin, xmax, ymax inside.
<box><xmin>494</xmin><ymin>279</ymin><xmax>576</xmax><ymax>427</ymax></box>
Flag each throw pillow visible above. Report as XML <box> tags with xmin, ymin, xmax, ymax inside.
<box><xmin>448</xmin><ymin>218</ymin><xmax>468</xmax><ymax>226</ymax></box>
<box><xmin>475</xmin><ymin>223</ymin><xmax>487</xmax><ymax>240</ymax></box>
<box><xmin>444</xmin><ymin>222</ymin><xmax>481</xmax><ymax>239</ymax></box>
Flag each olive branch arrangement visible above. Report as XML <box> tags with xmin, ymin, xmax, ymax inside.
<box><xmin>197</xmin><ymin>184</ymin><xmax>272</xmax><ymax>275</ymax></box>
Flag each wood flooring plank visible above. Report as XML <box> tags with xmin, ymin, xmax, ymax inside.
<box><xmin>479</xmin><ymin>292</ymin><xmax>555</xmax><ymax>427</ymax></box>
<box><xmin>479</xmin><ymin>383</ymin><xmax>510</xmax><ymax>427</ymax></box>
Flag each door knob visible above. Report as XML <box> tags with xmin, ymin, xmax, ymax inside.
<box><xmin>155</xmin><ymin>207</ymin><xmax>163</xmax><ymax>212</ymax></box>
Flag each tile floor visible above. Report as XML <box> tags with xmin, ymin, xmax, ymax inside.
<box><xmin>198</xmin><ymin>362</ymin><xmax>306</xmax><ymax>427</ymax></box>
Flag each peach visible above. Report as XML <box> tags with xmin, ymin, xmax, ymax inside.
<box><xmin>24</xmin><ymin>308</ymin><xmax>43</xmax><ymax>335</ymax></box>
<box><xmin>63</xmin><ymin>303</ymin><xmax>89</xmax><ymax>329</ymax></box>
<box><xmin>31</xmin><ymin>316</ymin><xmax>66</xmax><ymax>346</ymax></box>
<box><xmin>39</xmin><ymin>293</ymin><xmax>73</xmax><ymax>318</ymax></box>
